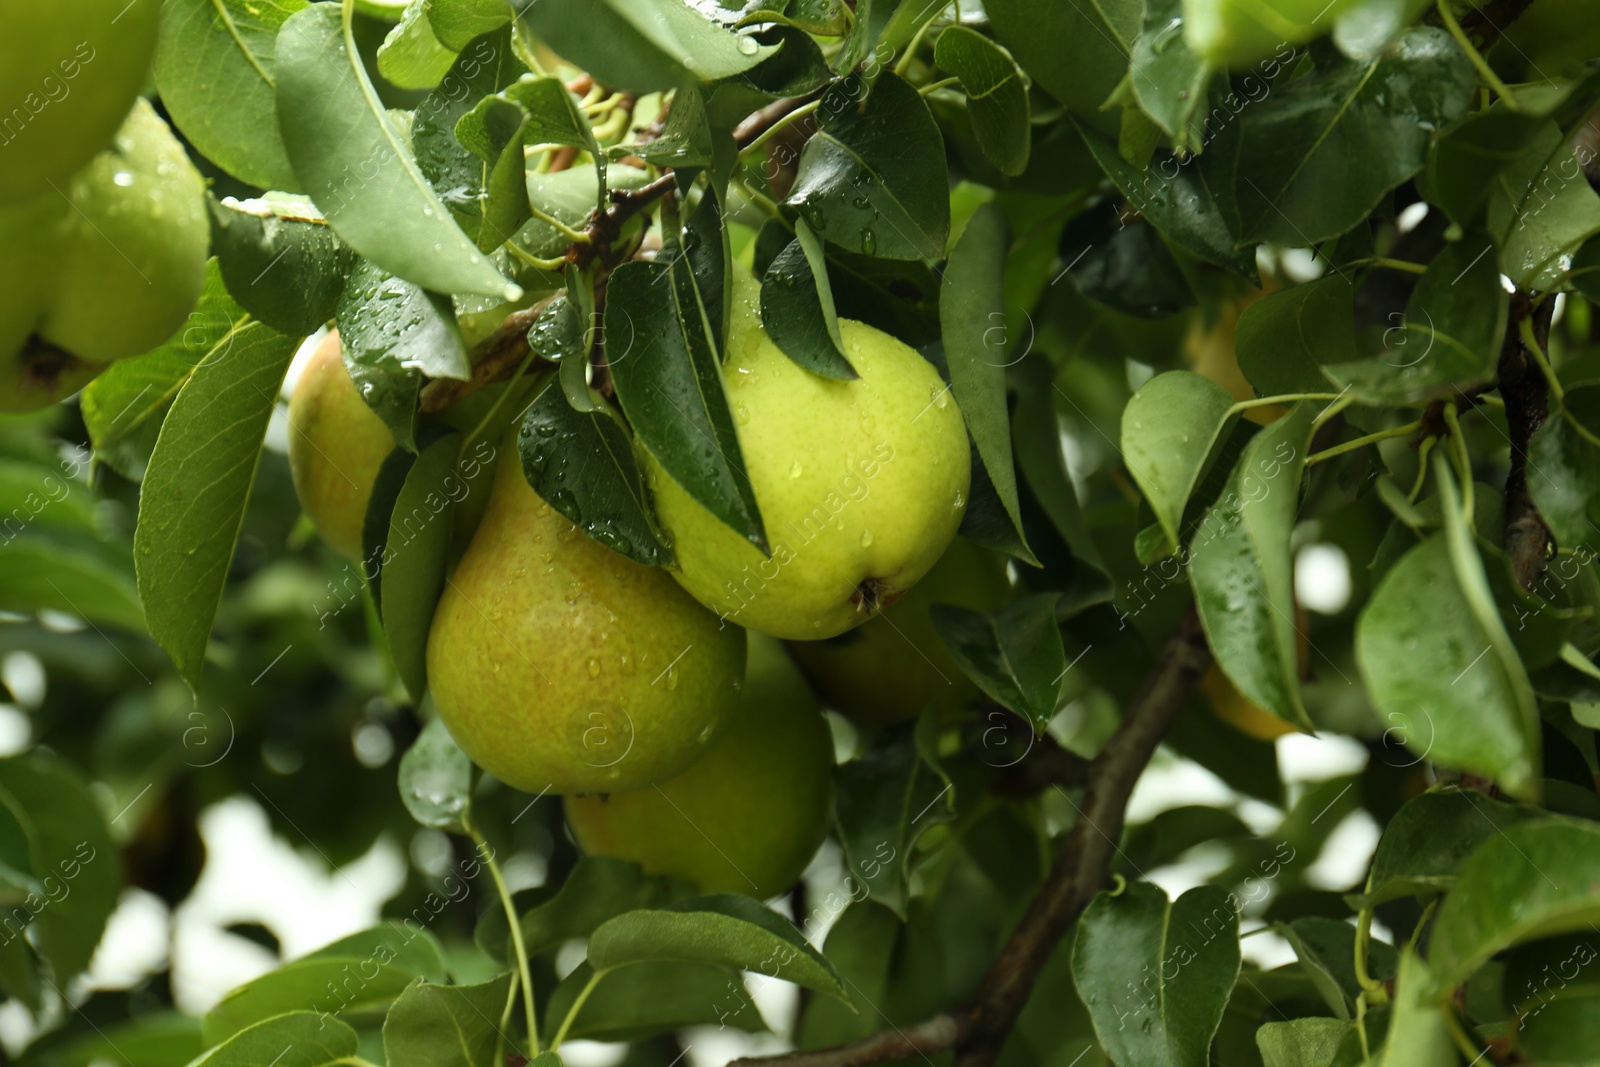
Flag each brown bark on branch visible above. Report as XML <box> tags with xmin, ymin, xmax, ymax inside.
<box><xmin>730</xmin><ymin>610</ymin><xmax>1213</xmax><ymax>1067</ymax></box>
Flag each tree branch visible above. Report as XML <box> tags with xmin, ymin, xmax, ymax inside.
<box><xmin>730</xmin><ymin>609</ymin><xmax>1213</xmax><ymax>1067</ymax></box>
<box><xmin>1499</xmin><ymin>293</ymin><xmax>1557</xmax><ymax>591</ymax></box>
<box><xmin>418</xmin><ymin>296</ymin><xmax>559</xmax><ymax>414</ymax></box>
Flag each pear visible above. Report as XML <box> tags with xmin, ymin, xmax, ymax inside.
<box><xmin>1183</xmin><ymin>0</ymin><xmax>1345</xmax><ymax>68</ymax></box>
<box><xmin>642</xmin><ymin>267</ymin><xmax>970</xmax><ymax>640</ymax></box>
<box><xmin>287</xmin><ymin>330</ymin><xmax>397</xmax><ymax>560</ymax></box>
<box><xmin>0</xmin><ymin>0</ymin><xmax>160</xmax><ymax>204</ymax></box>
<box><xmin>787</xmin><ymin>537</ymin><xmax>1011</xmax><ymax>723</ymax></box>
<box><xmin>426</xmin><ymin>435</ymin><xmax>747</xmax><ymax>795</ymax></box>
<box><xmin>565</xmin><ymin>634</ymin><xmax>833</xmax><ymax>899</ymax></box>
<box><xmin>0</xmin><ymin>99</ymin><xmax>207</xmax><ymax>412</ymax></box>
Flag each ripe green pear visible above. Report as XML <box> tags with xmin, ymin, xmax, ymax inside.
<box><xmin>1182</xmin><ymin>0</ymin><xmax>1347</xmax><ymax>68</ymax></box>
<box><xmin>565</xmin><ymin>633</ymin><xmax>833</xmax><ymax>899</ymax></box>
<box><xmin>287</xmin><ymin>330</ymin><xmax>397</xmax><ymax>560</ymax></box>
<box><xmin>0</xmin><ymin>99</ymin><xmax>207</xmax><ymax>412</ymax></box>
<box><xmin>643</xmin><ymin>267</ymin><xmax>970</xmax><ymax>640</ymax></box>
<box><xmin>0</xmin><ymin>0</ymin><xmax>160</xmax><ymax>204</ymax></box>
<box><xmin>787</xmin><ymin>537</ymin><xmax>1011</xmax><ymax>723</ymax></box>
<box><xmin>427</xmin><ymin>437</ymin><xmax>747</xmax><ymax>795</ymax></box>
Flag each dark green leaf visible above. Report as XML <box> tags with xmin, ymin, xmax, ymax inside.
<box><xmin>0</xmin><ymin>539</ymin><xmax>144</xmax><ymax>634</ymax></box>
<box><xmin>510</xmin><ymin>0</ymin><xmax>774</xmax><ymax>92</ymax></box>
<box><xmin>1428</xmin><ymin>818</ymin><xmax>1600</xmax><ymax>992</ymax></box>
<box><xmin>785</xmin><ymin>73</ymin><xmax>950</xmax><ymax>261</ymax></box>
<box><xmin>1326</xmin><ymin>236</ymin><xmax>1508</xmax><ymax>403</ymax></box>
<box><xmin>631</xmin><ymin>84</ymin><xmax>714</xmax><ymax>170</ymax></box>
<box><xmin>428</xmin><ymin>0</ymin><xmax>511</xmax><ymax>50</ymax></box>
<box><xmin>1072</xmin><ymin>882</ymin><xmax>1241</xmax><ymax>1067</ymax></box>
<box><xmin>1121</xmin><ymin>370</ymin><xmax>1238</xmax><ymax>549</ymax></box>
<box><xmin>156</xmin><ymin>0</ymin><xmax>305</xmax><ymax>189</ymax></box>
<box><xmin>1235</xmin><ymin>276</ymin><xmax>1359</xmax><ymax>398</ymax></box>
<box><xmin>0</xmin><ymin>754</ymin><xmax>116</xmax><ymax>980</ymax></box>
<box><xmin>380</xmin><ymin>433</ymin><xmax>463</xmax><ymax>698</ymax></box>
<box><xmin>934</xmin><ymin>26</ymin><xmax>1031</xmax><ymax>176</ymax></box>
<box><xmin>761</xmin><ymin>220</ymin><xmax>855</xmax><ymax>380</ymax></box>
<box><xmin>1190</xmin><ymin>403</ymin><xmax>1316</xmax><ymax>728</ymax></box>
<box><xmin>478</xmin><ymin>856</ymin><xmax>676</xmax><ymax>961</ymax></box>
<box><xmin>377</xmin><ymin>0</ymin><xmax>458</xmax><ymax>90</ymax></box>
<box><xmin>542</xmin><ymin>961</ymin><xmax>764</xmax><ymax>1043</ymax></box>
<box><xmin>1255</xmin><ymin>1017</ymin><xmax>1359</xmax><ymax>1067</ymax></box>
<box><xmin>1529</xmin><ymin>384</ymin><xmax>1600</xmax><ymax>549</ymax></box>
<box><xmin>518</xmin><ymin>378</ymin><xmax>672</xmax><ymax>567</ymax></box>
<box><xmin>588</xmin><ymin>893</ymin><xmax>846</xmax><ymax>1000</ymax></box>
<box><xmin>211</xmin><ymin>194</ymin><xmax>358</xmax><ymax>336</ymax></box>
<box><xmin>276</xmin><ymin>5</ymin><xmax>520</xmax><ymax>299</ymax></box>
<box><xmin>929</xmin><ymin>594</ymin><xmax>1068</xmax><ymax>730</ymax></box>
<box><xmin>1129</xmin><ymin>0</ymin><xmax>1214</xmax><ymax>152</ymax></box>
<box><xmin>1488</xmin><ymin>121</ymin><xmax>1600</xmax><ymax>291</ymax></box>
<box><xmin>606</xmin><ymin>258</ymin><xmax>766</xmax><ymax>551</ymax></box>
<box><xmin>203</xmin><ymin>956</ymin><xmax>416</xmax><ymax>1044</ymax></box>
<box><xmin>398</xmin><ymin>718</ymin><xmax>473</xmax><ymax>832</ymax></box>
<box><xmin>133</xmin><ymin>311</ymin><xmax>299</xmax><ymax>689</ymax></box>
<box><xmin>986</xmin><ymin>0</ymin><xmax>1136</xmax><ymax>130</ymax></box>
<box><xmin>1203</xmin><ymin>27</ymin><xmax>1475</xmax><ymax>246</ymax></box>
<box><xmin>1355</xmin><ymin>459</ymin><xmax>1541</xmax><ymax>796</ymax></box>
<box><xmin>188</xmin><ymin>1012</ymin><xmax>359</xmax><ymax>1067</ymax></box>
<box><xmin>1351</xmin><ymin>787</ymin><xmax>1539</xmax><ymax>908</ymax></box>
<box><xmin>1278</xmin><ymin>917</ymin><xmax>1395</xmax><ymax>1018</ymax></box>
<box><xmin>383</xmin><ymin>974</ymin><xmax>514</xmax><ymax>1067</ymax></box>
<box><xmin>833</xmin><ymin>712</ymin><xmax>955</xmax><ymax>916</ymax></box>
<box><xmin>307</xmin><ymin>921</ymin><xmax>449</xmax><ymax>983</ymax></box>
<box><xmin>944</xmin><ymin>203</ymin><xmax>1034</xmax><ymax>562</ymax></box>
<box><xmin>1369</xmin><ymin>949</ymin><xmax>1454</xmax><ymax>1067</ymax></box>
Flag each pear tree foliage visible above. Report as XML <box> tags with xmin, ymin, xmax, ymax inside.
<box><xmin>1</xmin><ymin>0</ymin><xmax>1600</xmax><ymax>1065</ymax></box>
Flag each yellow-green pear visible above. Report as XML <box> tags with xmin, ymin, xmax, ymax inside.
<box><xmin>427</xmin><ymin>435</ymin><xmax>747</xmax><ymax>795</ymax></box>
<box><xmin>0</xmin><ymin>99</ymin><xmax>207</xmax><ymax>412</ymax></box>
<box><xmin>287</xmin><ymin>330</ymin><xmax>397</xmax><ymax>560</ymax></box>
<box><xmin>787</xmin><ymin>537</ymin><xmax>1011</xmax><ymax>723</ymax></box>
<box><xmin>642</xmin><ymin>267</ymin><xmax>970</xmax><ymax>640</ymax></box>
<box><xmin>38</xmin><ymin>99</ymin><xmax>208</xmax><ymax>362</ymax></box>
<box><xmin>0</xmin><ymin>0</ymin><xmax>160</xmax><ymax>204</ymax></box>
<box><xmin>565</xmin><ymin>634</ymin><xmax>833</xmax><ymax>899</ymax></box>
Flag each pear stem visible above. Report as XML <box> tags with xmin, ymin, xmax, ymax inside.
<box><xmin>469</xmin><ymin>818</ymin><xmax>540</xmax><ymax>1056</ymax></box>
<box><xmin>551</xmin><ymin>970</ymin><xmax>605</xmax><ymax>1050</ymax></box>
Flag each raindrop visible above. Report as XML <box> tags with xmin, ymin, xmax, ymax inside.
<box><xmin>588</xmin><ymin>658</ymin><xmax>601</xmax><ymax>678</ymax></box>
<box><xmin>860</xmin><ymin>530</ymin><xmax>874</xmax><ymax>547</ymax></box>
<box><xmin>789</xmin><ymin>460</ymin><xmax>803</xmax><ymax>479</ymax></box>
<box><xmin>736</xmin><ymin>34</ymin><xmax>759</xmax><ymax>55</ymax></box>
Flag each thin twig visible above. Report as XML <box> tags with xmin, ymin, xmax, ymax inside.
<box><xmin>730</xmin><ymin>610</ymin><xmax>1213</xmax><ymax>1067</ymax></box>
<box><xmin>419</xmin><ymin>298</ymin><xmax>558</xmax><ymax>414</ymax></box>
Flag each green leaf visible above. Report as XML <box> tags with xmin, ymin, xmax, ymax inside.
<box><xmin>630</xmin><ymin>83</ymin><xmax>714</xmax><ymax>170</ymax></box>
<box><xmin>1325</xmin><ymin>235</ymin><xmax>1508</xmax><ymax>403</ymax></box>
<box><xmin>307</xmin><ymin>921</ymin><xmax>449</xmax><ymax>983</ymax></box>
<box><xmin>588</xmin><ymin>894</ymin><xmax>846</xmax><ymax>1000</ymax></box>
<box><xmin>203</xmin><ymin>957</ymin><xmax>418</xmax><ymax>1044</ymax></box>
<box><xmin>1255</xmin><ymin>1017</ymin><xmax>1359</xmax><ymax>1067</ymax></box>
<box><xmin>1352</xmin><ymin>787</ymin><xmax>1540</xmax><ymax>908</ymax></box>
<box><xmin>383</xmin><ymin>973</ymin><xmax>514</xmax><ymax>1067</ymax></box>
<box><xmin>798</xmin><ymin>900</ymin><xmax>901</xmax><ymax>1047</ymax></box>
<box><xmin>1072</xmin><ymin>882</ymin><xmax>1241</xmax><ymax>1067</ymax></box>
<box><xmin>542</xmin><ymin>960</ymin><xmax>764</xmax><ymax>1043</ymax></box>
<box><xmin>833</xmin><ymin>712</ymin><xmax>954</xmax><ymax>916</ymax></box>
<box><xmin>606</xmin><ymin>258</ymin><xmax>766</xmax><ymax>551</ymax></box>
<box><xmin>276</xmin><ymin>4</ymin><xmax>519</xmax><ymax>299</ymax></box>
<box><xmin>133</xmin><ymin>311</ymin><xmax>300</xmax><ymax>689</ymax></box>
<box><xmin>511</xmin><ymin>0</ymin><xmax>775</xmax><ymax>93</ymax></box>
<box><xmin>1235</xmin><ymin>276</ymin><xmax>1359</xmax><ymax>398</ymax></box>
<box><xmin>785</xmin><ymin>73</ymin><xmax>950</xmax><ymax>261</ymax></box>
<box><xmin>155</xmin><ymin>0</ymin><xmax>305</xmax><ymax>190</ymax></box>
<box><xmin>1278</xmin><ymin>917</ymin><xmax>1395</xmax><ymax>1019</ymax></box>
<box><xmin>986</xmin><ymin>0</ymin><xmax>1137</xmax><ymax>130</ymax></box>
<box><xmin>943</xmin><ymin>202</ymin><xmax>1034</xmax><ymax>563</ymax></box>
<box><xmin>760</xmin><ymin>218</ymin><xmax>856</xmax><ymax>380</ymax></box>
<box><xmin>377</xmin><ymin>0</ymin><xmax>458</xmax><ymax>90</ymax></box>
<box><xmin>50</xmin><ymin>1012</ymin><xmax>204</xmax><ymax>1067</ymax></box>
<box><xmin>1128</xmin><ymin>0</ymin><xmax>1214</xmax><ymax>152</ymax></box>
<box><xmin>0</xmin><ymin>754</ymin><xmax>116</xmax><ymax>980</ymax></box>
<box><xmin>0</xmin><ymin>539</ymin><xmax>144</xmax><ymax>634</ymax></box>
<box><xmin>1369</xmin><ymin>949</ymin><xmax>1454</xmax><ymax>1066</ymax></box>
<box><xmin>188</xmin><ymin>1012</ymin><xmax>359</xmax><ymax>1067</ymax></box>
<box><xmin>1355</xmin><ymin>458</ymin><xmax>1541</xmax><ymax>796</ymax></box>
<box><xmin>935</xmin><ymin>26</ymin><xmax>1031</xmax><ymax>176</ymax></box>
<box><xmin>1190</xmin><ymin>402</ymin><xmax>1315</xmax><ymax>729</ymax></box>
<box><xmin>211</xmin><ymin>194</ymin><xmax>358</xmax><ymax>337</ymax></box>
<box><xmin>518</xmin><ymin>378</ymin><xmax>672</xmax><ymax>568</ymax></box>
<box><xmin>1012</xmin><ymin>379</ymin><xmax>1113</xmax><ymax>605</ymax></box>
<box><xmin>1333</xmin><ymin>0</ymin><xmax>1432</xmax><ymax>62</ymax></box>
<box><xmin>1529</xmin><ymin>383</ymin><xmax>1600</xmax><ymax>549</ymax></box>
<box><xmin>380</xmin><ymin>433</ymin><xmax>462</xmax><ymax>699</ymax></box>
<box><xmin>398</xmin><ymin>718</ymin><xmax>473</xmax><ymax>832</ymax></box>
<box><xmin>1203</xmin><ymin>27</ymin><xmax>1475</xmax><ymax>246</ymax></box>
<box><xmin>1428</xmin><ymin>818</ymin><xmax>1600</xmax><ymax>993</ymax></box>
<box><xmin>929</xmin><ymin>594</ymin><xmax>1068</xmax><ymax>731</ymax></box>
<box><xmin>1488</xmin><ymin>121</ymin><xmax>1600</xmax><ymax>291</ymax></box>
<box><xmin>507</xmin><ymin>856</ymin><xmax>677</xmax><ymax>959</ymax></box>
<box><xmin>1078</xmin><ymin>120</ymin><xmax>1260</xmax><ymax>283</ymax></box>
<box><xmin>427</xmin><ymin>0</ymin><xmax>510</xmax><ymax>51</ymax></box>
<box><xmin>1121</xmin><ymin>370</ymin><xmax>1238</xmax><ymax>549</ymax></box>
<box><xmin>1424</xmin><ymin>100</ymin><xmax>1559</xmax><ymax>227</ymax></box>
